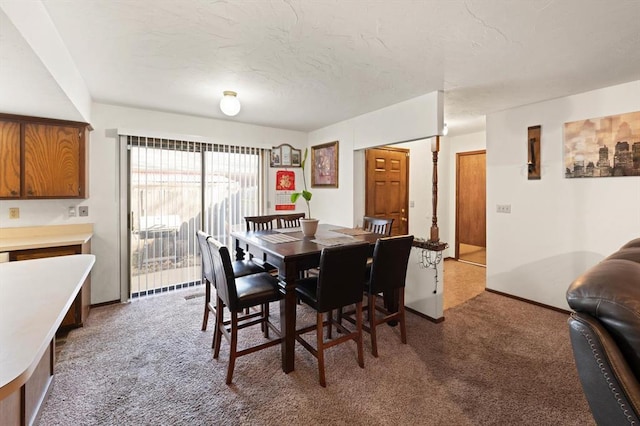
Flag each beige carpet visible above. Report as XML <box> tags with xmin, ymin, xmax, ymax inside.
<box><xmin>443</xmin><ymin>259</ymin><xmax>486</xmax><ymax>310</ymax></box>
<box><xmin>40</xmin><ymin>286</ymin><xmax>593</xmax><ymax>425</ymax></box>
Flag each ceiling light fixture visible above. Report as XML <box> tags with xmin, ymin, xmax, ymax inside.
<box><xmin>442</xmin><ymin>122</ymin><xmax>449</xmax><ymax>136</ymax></box>
<box><xmin>220</xmin><ymin>91</ymin><xmax>241</xmax><ymax>116</ymax></box>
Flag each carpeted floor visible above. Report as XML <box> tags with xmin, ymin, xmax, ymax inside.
<box><xmin>40</xmin><ymin>288</ymin><xmax>594</xmax><ymax>426</ymax></box>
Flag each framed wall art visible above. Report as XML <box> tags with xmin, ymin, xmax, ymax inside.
<box><xmin>564</xmin><ymin>111</ymin><xmax>640</xmax><ymax>178</ymax></box>
<box><xmin>311</xmin><ymin>141</ymin><xmax>339</xmax><ymax>188</ymax></box>
<box><xmin>270</xmin><ymin>143</ymin><xmax>302</xmax><ymax>168</ymax></box>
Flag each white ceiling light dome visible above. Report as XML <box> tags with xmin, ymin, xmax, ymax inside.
<box><xmin>220</xmin><ymin>91</ymin><xmax>241</xmax><ymax>116</ymax></box>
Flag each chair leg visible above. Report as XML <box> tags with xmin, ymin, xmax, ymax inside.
<box><xmin>202</xmin><ymin>280</ymin><xmax>210</xmax><ymax>331</ymax></box>
<box><xmin>317</xmin><ymin>312</ymin><xmax>326</xmax><ymax>387</ymax></box>
<box><xmin>327</xmin><ymin>309</ymin><xmax>333</xmax><ymax>339</ymax></box>
<box><xmin>355</xmin><ymin>301</ymin><xmax>364</xmax><ymax>368</ymax></box>
<box><xmin>399</xmin><ymin>290</ymin><xmax>407</xmax><ymax>344</ymax></box>
<box><xmin>263</xmin><ymin>303</ymin><xmax>270</xmax><ymax>338</ymax></box>
<box><xmin>368</xmin><ymin>293</ymin><xmax>378</xmax><ymax>357</ymax></box>
<box><xmin>226</xmin><ymin>312</ymin><xmax>238</xmax><ymax>385</ymax></box>
<box><xmin>213</xmin><ymin>297</ymin><xmax>224</xmax><ymax>354</ymax></box>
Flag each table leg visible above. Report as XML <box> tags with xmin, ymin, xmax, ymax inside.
<box><xmin>234</xmin><ymin>238</ymin><xmax>245</xmax><ymax>262</ymax></box>
<box><xmin>279</xmin><ymin>261</ymin><xmax>298</xmax><ymax>373</ymax></box>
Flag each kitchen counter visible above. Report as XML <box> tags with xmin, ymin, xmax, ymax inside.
<box><xmin>0</xmin><ymin>254</ymin><xmax>95</xmax><ymax>425</ymax></box>
<box><xmin>0</xmin><ymin>223</ymin><xmax>93</xmax><ymax>252</ymax></box>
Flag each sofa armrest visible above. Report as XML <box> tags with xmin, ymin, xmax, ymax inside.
<box><xmin>569</xmin><ymin>312</ymin><xmax>640</xmax><ymax>425</ymax></box>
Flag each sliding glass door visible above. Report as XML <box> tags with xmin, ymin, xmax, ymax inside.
<box><xmin>127</xmin><ymin>136</ymin><xmax>264</xmax><ymax>298</ymax></box>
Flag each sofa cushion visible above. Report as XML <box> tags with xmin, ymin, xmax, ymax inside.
<box><xmin>621</xmin><ymin>238</ymin><xmax>640</xmax><ymax>249</ymax></box>
<box><xmin>567</xmin><ymin>249</ymin><xmax>640</xmax><ymax>377</ymax></box>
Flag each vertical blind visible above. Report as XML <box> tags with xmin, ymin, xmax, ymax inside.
<box><xmin>128</xmin><ymin>136</ymin><xmax>264</xmax><ymax>298</ymax></box>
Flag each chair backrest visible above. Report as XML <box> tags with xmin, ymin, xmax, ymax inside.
<box><xmin>207</xmin><ymin>238</ymin><xmax>240</xmax><ymax>312</ymax></box>
<box><xmin>245</xmin><ymin>215</ymin><xmax>276</xmax><ymax>232</ymax></box>
<box><xmin>315</xmin><ymin>242</ymin><xmax>370</xmax><ymax>313</ymax></box>
<box><xmin>368</xmin><ymin>235</ymin><xmax>414</xmax><ymax>294</ymax></box>
<box><xmin>277</xmin><ymin>213</ymin><xmax>305</xmax><ymax>228</ymax></box>
<box><xmin>363</xmin><ymin>216</ymin><xmax>394</xmax><ymax>236</ymax></box>
<box><xmin>196</xmin><ymin>230</ymin><xmax>215</xmax><ymax>286</ymax></box>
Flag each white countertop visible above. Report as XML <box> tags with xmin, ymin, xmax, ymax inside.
<box><xmin>0</xmin><ymin>254</ymin><xmax>95</xmax><ymax>399</ymax></box>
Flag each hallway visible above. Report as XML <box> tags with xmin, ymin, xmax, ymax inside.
<box><xmin>443</xmin><ymin>258</ymin><xmax>486</xmax><ymax>310</ymax></box>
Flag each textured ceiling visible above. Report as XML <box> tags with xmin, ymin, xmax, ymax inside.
<box><xmin>9</xmin><ymin>1</ymin><xmax>640</xmax><ymax>135</ymax></box>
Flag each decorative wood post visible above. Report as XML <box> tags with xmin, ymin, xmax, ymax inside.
<box><xmin>426</xmin><ymin>136</ymin><xmax>447</xmax><ymax>252</ymax></box>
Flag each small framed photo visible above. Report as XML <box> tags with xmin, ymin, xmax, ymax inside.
<box><xmin>311</xmin><ymin>141</ymin><xmax>339</xmax><ymax>188</ymax></box>
<box><xmin>271</xmin><ymin>144</ymin><xmax>302</xmax><ymax>168</ymax></box>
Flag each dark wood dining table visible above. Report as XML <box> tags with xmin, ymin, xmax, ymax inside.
<box><xmin>231</xmin><ymin>223</ymin><xmax>386</xmax><ymax>373</ymax></box>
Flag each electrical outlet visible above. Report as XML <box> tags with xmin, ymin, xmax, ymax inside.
<box><xmin>496</xmin><ymin>204</ymin><xmax>511</xmax><ymax>214</ymax></box>
<box><xmin>9</xmin><ymin>207</ymin><xmax>19</xmax><ymax>219</ymax></box>
<box><xmin>68</xmin><ymin>206</ymin><xmax>77</xmax><ymax>217</ymax></box>
<box><xmin>79</xmin><ymin>206</ymin><xmax>89</xmax><ymax>217</ymax></box>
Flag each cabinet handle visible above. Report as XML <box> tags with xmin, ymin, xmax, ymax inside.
<box><xmin>27</xmin><ymin>189</ymin><xmax>34</xmax><ymax>196</ymax></box>
<box><xmin>10</xmin><ymin>190</ymin><xmax>18</xmax><ymax>196</ymax></box>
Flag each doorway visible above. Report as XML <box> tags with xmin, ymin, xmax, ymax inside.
<box><xmin>456</xmin><ymin>150</ymin><xmax>486</xmax><ymax>266</ymax></box>
<box><xmin>364</xmin><ymin>147</ymin><xmax>409</xmax><ymax>235</ymax></box>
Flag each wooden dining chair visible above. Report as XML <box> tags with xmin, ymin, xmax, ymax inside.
<box><xmin>244</xmin><ymin>215</ymin><xmax>277</xmax><ymax>231</ymax></box>
<box><xmin>362</xmin><ymin>216</ymin><xmax>394</xmax><ymax>236</ymax></box>
<box><xmin>208</xmin><ymin>237</ymin><xmax>283</xmax><ymax>385</ymax></box>
<box><xmin>197</xmin><ymin>230</ymin><xmax>265</xmax><ymax>333</ymax></box>
<box><xmin>294</xmin><ymin>242</ymin><xmax>370</xmax><ymax>387</ymax></box>
<box><xmin>343</xmin><ymin>235</ymin><xmax>414</xmax><ymax>357</ymax></box>
<box><xmin>277</xmin><ymin>213</ymin><xmax>305</xmax><ymax>228</ymax></box>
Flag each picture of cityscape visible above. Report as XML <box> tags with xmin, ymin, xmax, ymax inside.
<box><xmin>564</xmin><ymin>111</ymin><xmax>640</xmax><ymax>178</ymax></box>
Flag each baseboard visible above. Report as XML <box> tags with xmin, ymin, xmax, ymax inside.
<box><xmin>485</xmin><ymin>288</ymin><xmax>571</xmax><ymax>315</ymax></box>
<box><xmin>406</xmin><ymin>306</ymin><xmax>444</xmax><ymax>323</ymax></box>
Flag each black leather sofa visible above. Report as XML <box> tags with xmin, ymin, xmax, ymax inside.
<box><xmin>566</xmin><ymin>238</ymin><xmax>640</xmax><ymax>425</ymax></box>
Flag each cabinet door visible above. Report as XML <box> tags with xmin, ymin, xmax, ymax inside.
<box><xmin>24</xmin><ymin>123</ymin><xmax>81</xmax><ymax>197</ymax></box>
<box><xmin>0</xmin><ymin>120</ymin><xmax>21</xmax><ymax>197</ymax></box>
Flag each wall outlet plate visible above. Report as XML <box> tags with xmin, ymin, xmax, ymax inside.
<box><xmin>68</xmin><ymin>206</ymin><xmax>76</xmax><ymax>217</ymax></box>
<box><xmin>9</xmin><ymin>207</ymin><xmax>19</xmax><ymax>219</ymax></box>
<box><xmin>496</xmin><ymin>204</ymin><xmax>511</xmax><ymax>214</ymax></box>
<box><xmin>79</xmin><ymin>206</ymin><xmax>89</xmax><ymax>217</ymax></box>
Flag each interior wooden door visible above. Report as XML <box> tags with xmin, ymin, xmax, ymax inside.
<box><xmin>456</xmin><ymin>150</ymin><xmax>486</xmax><ymax>261</ymax></box>
<box><xmin>365</xmin><ymin>147</ymin><xmax>409</xmax><ymax>235</ymax></box>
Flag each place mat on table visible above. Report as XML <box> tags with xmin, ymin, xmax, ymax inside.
<box><xmin>311</xmin><ymin>236</ymin><xmax>358</xmax><ymax>247</ymax></box>
<box><xmin>258</xmin><ymin>233</ymin><xmax>301</xmax><ymax>244</ymax></box>
<box><xmin>273</xmin><ymin>227</ymin><xmax>301</xmax><ymax>233</ymax></box>
<box><xmin>331</xmin><ymin>228</ymin><xmax>372</xmax><ymax>236</ymax></box>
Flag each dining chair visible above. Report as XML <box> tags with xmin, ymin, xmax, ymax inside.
<box><xmin>208</xmin><ymin>237</ymin><xmax>283</xmax><ymax>385</ymax></box>
<box><xmin>294</xmin><ymin>242</ymin><xmax>370</xmax><ymax>387</ymax></box>
<box><xmin>362</xmin><ymin>216</ymin><xmax>394</xmax><ymax>236</ymax></box>
<box><xmin>277</xmin><ymin>212</ymin><xmax>306</xmax><ymax>228</ymax></box>
<box><xmin>342</xmin><ymin>235</ymin><xmax>414</xmax><ymax>357</ymax></box>
<box><xmin>196</xmin><ymin>230</ymin><xmax>265</xmax><ymax>333</ymax></box>
<box><xmin>244</xmin><ymin>215</ymin><xmax>277</xmax><ymax>231</ymax></box>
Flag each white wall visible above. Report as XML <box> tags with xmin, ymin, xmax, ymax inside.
<box><xmin>486</xmin><ymin>80</ymin><xmax>640</xmax><ymax>310</ymax></box>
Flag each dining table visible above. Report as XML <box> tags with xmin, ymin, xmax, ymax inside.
<box><xmin>231</xmin><ymin>223</ymin><xmax>388</xmax><ymax>373</ymax></box>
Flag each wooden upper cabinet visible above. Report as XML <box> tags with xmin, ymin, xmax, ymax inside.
<box><xmin>25</xmin><ymin>123</ymin><xmax>82</xmax><ymax>197</ymax></box>
<box><xmin>0</xmin><ymin>120</ymin><xmax>21</xmax><ymax>197</ymax></box>
<box><xmin>0</xmin><ymin>113</ymin><xmax>90</xmax><ymax>199</ymax></box>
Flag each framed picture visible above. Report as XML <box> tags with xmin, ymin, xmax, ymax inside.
<box><xmin>311</xmin><ymin>141</ymin><xmax>339</xmax><ymax>187</ymax></box>
<box><xmin>271</xmin><ymin>143</ymin><xmax>302</xmax><ymax>168</ymax></box>
<box><xmin>564</xmin><ymin>111</ymin><xmax>640</xmax><ymax>178</ymax></box>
